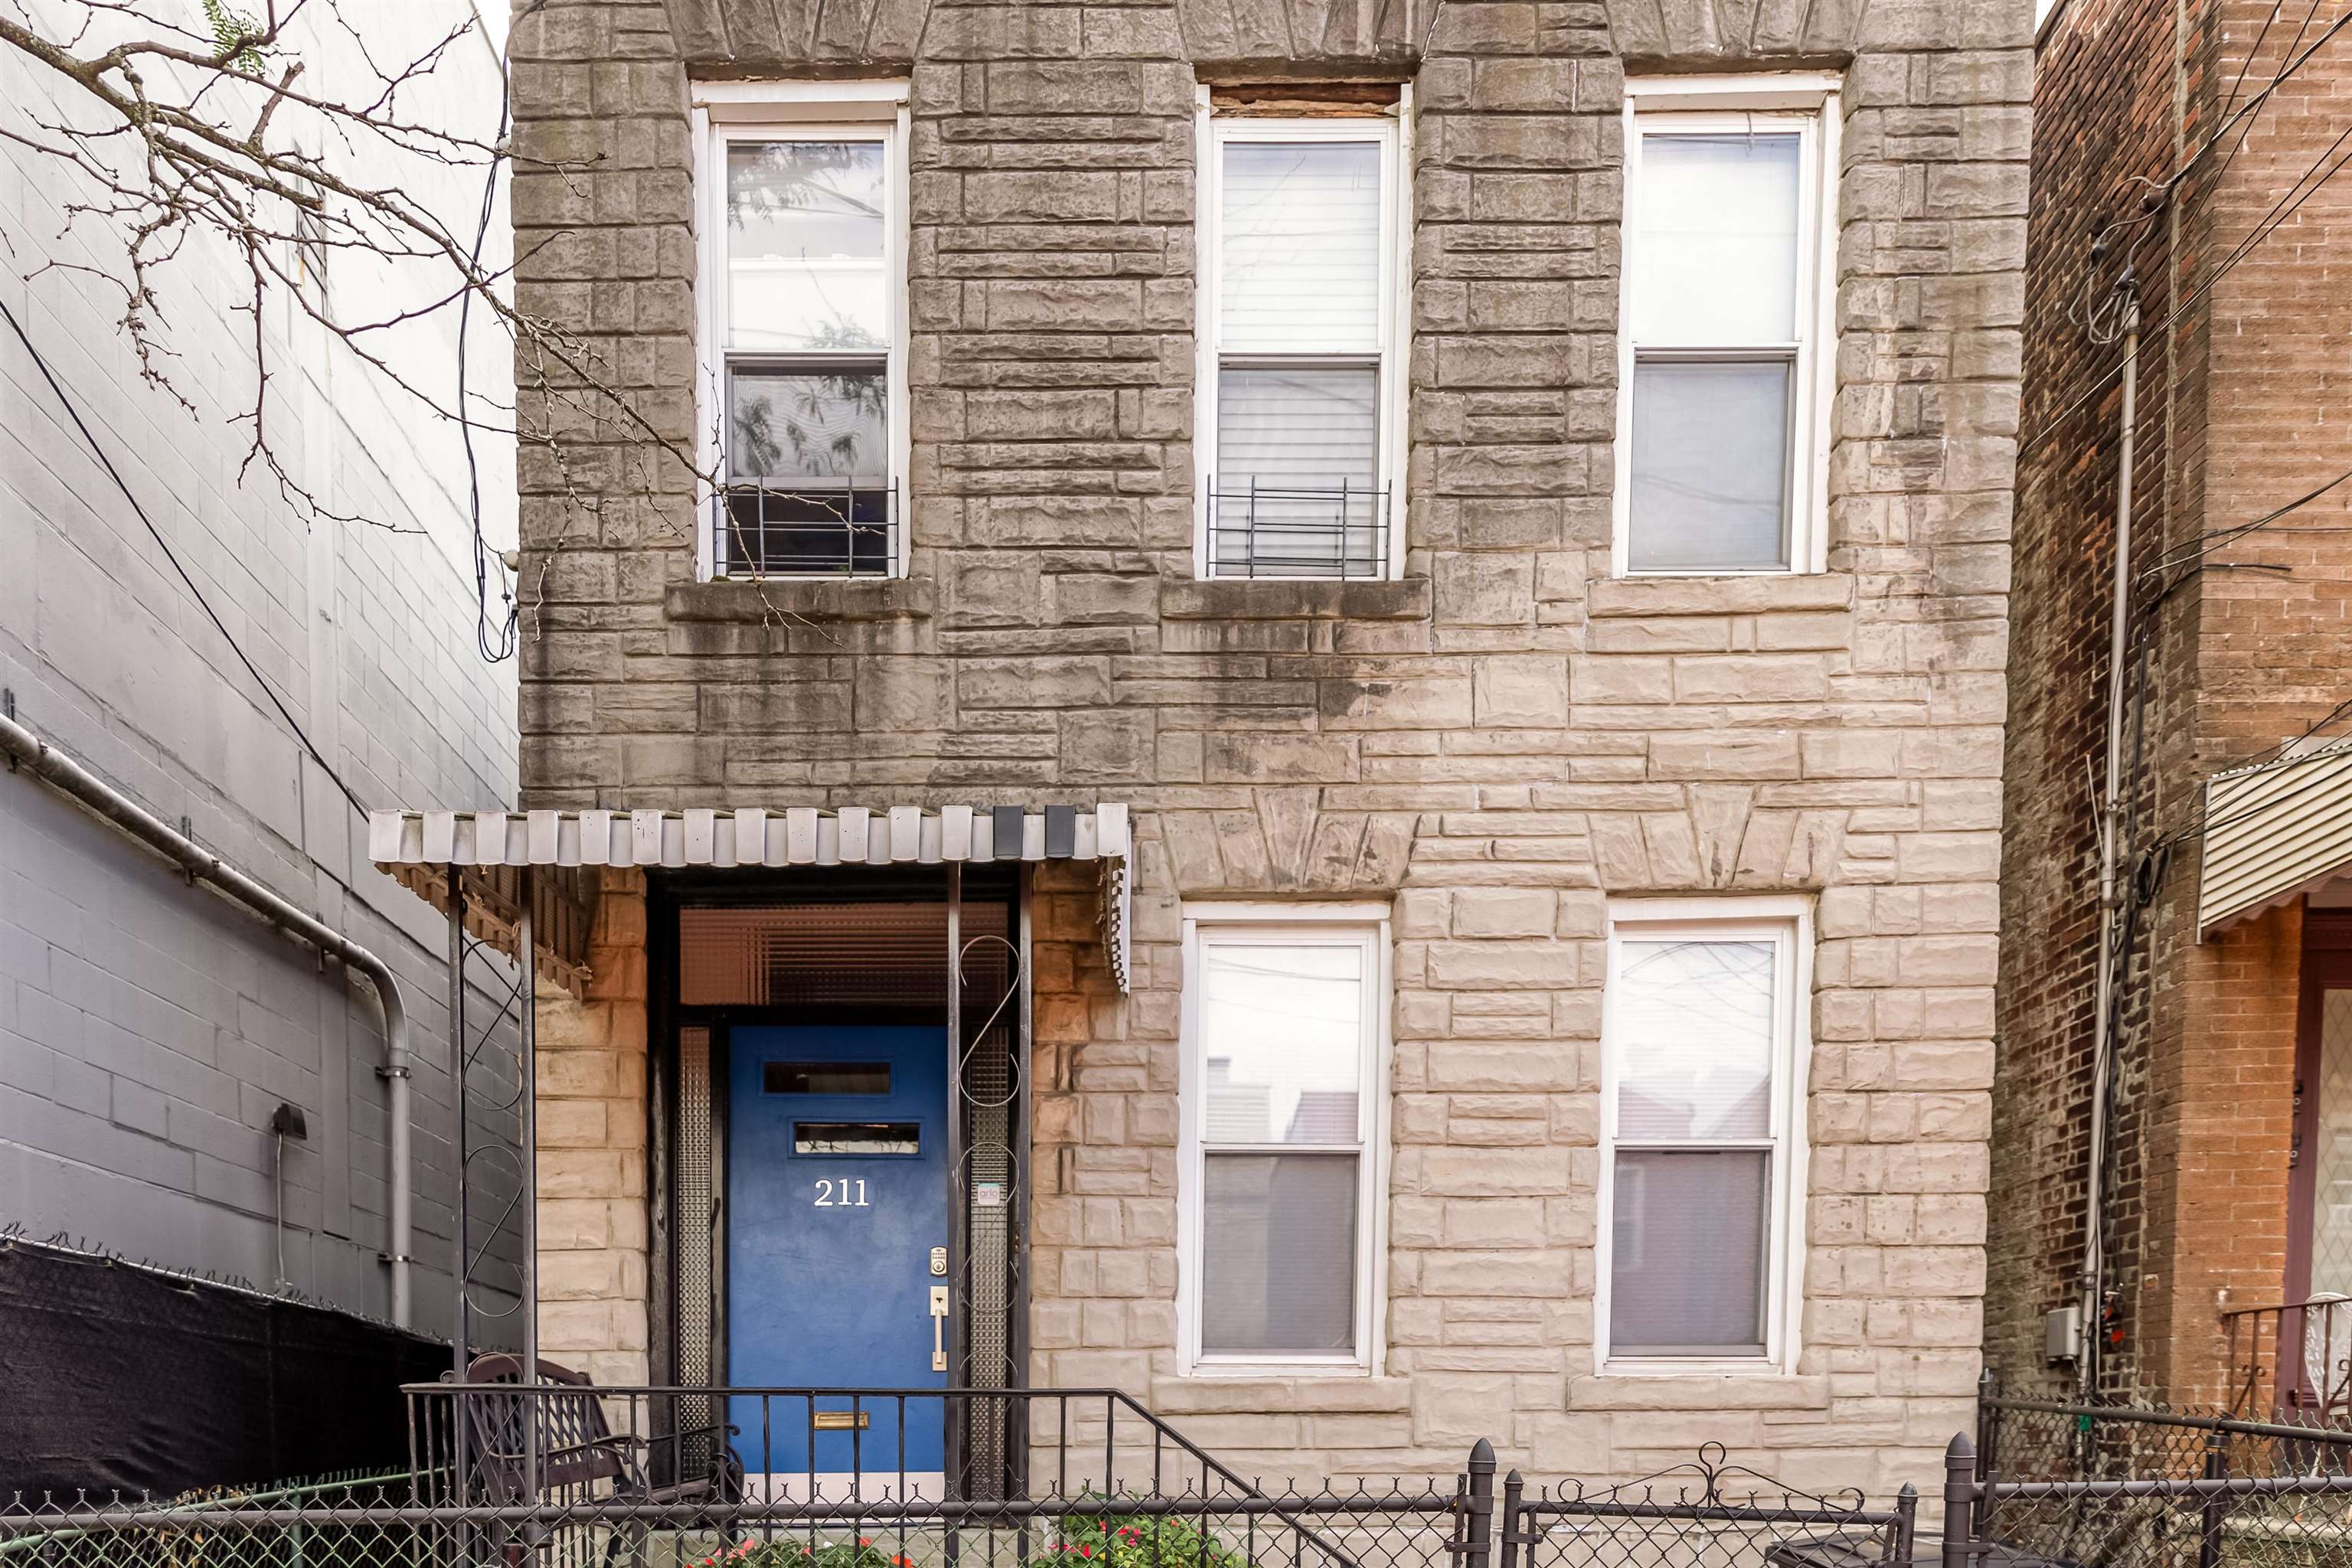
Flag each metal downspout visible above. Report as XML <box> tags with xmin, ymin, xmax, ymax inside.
<box><xmin>0</xmin><ymin>708</ymin><xmax>416</xmax><ymax>1327</ymax></box>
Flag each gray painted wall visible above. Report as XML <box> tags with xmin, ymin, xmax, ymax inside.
<box><xmin>0</xmin><ymin>2</ymin><xmax>524</xmax><ymax>1339</ymax></box>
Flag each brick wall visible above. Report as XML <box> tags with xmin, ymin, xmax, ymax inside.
<box><xmin>513</xmin><ymin>0</ymin><xmax>2028</xmax><ymax>1486</ymax></box>
<box><xmin>1991</xmin><ymin>0</ymin><xmax>2352</xmax><ymax>1405</ymax></box>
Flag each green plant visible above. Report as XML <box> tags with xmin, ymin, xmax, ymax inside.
<box><xmin>697</xmin><ymin>1537</ymin><xmax>916</xmax><ymax>1568</ymax></box>
<box><xmin>1031</xmin><ymin>1514</ymin><xmax>1252</xmax><ymax>1568</ymax></box>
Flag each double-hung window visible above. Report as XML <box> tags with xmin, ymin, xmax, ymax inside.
<box><xmin>1179</xmin><ymin>905</ymin><xmax>1390</xmax><ymax>1372</ymax></box>
<box><xmin>695</xmin><ymin>83</ymin><xmax>910</xmax><ymax>578</ymax></box>
<box><xmin>1196</xmin><ymin>96</ymin><xmax>1407</xmax><ymax>580</ymax></box>
<box><xmin>1598</xmin><ymin>898</ymin><xmax>1810</xmax><ymax>1372</ymax></box>
<box><xmin>1614</xmin><ymin>75</ymin><xmax>1840</xmax><ymax>576</ymax></box>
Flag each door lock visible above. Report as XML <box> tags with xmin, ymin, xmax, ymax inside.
<box><xmin>929</xmin><ymin>1246</ymin><xmax>948</xmax><ymax>1276</ymax></box>
<box><xmin>929</xmin><ymin>1285</ymin><xmax>950</xmax><ymax>1373</ymax></box>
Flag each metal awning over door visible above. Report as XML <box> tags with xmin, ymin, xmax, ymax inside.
<box><xmin>2200</xmin><ymin>743</ymin><xmax>2352</xmax><ymax>936</ymax></box>
<box><xmin>365</xmin><ymin>802</ymin><xmax>1132</xmax><ymax>992</ymax></box>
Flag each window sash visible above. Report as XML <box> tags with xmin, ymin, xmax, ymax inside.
<box><xmin>1613</xmin><ymin>92</ymin><xmax>1834</xmax><ymax>579</ymax></box>
<box><xmin>701</xmin><ymin>112</ymin><xmax>906</xmax><ymax>579</ymax></box>
<box><xmin>1597</xmin><ymin>907</ymin><xmax>1804</xmax><ymax>1371</ymax></box>
<box><xmin>1181</xmin><ymin>914</ymin><xmax>1387</xmax><ymax>1370</ymax></box>
<box><xmin>1197</xmin><ymin>110</ymin><xmax>1404</xmax><ymax>582</ymax></box>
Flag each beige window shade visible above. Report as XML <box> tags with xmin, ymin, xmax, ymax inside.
<box><xmin>678</xmin><ymin>900</ymin><xmax>1010</xmax><ymax>1008</ymax></box>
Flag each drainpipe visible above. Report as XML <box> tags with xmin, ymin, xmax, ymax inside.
<box><xmin>2081</xmin><ymin>294</ymin><xmax>2141</xmax><ymax>1399</ymax></box>
<box><xmin>0</xmin><ymin>707</ymin><xmax>416</xmax><ymax>1326</ymax></box>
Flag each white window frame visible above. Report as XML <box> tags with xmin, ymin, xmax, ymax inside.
<box><xmin>1191</xmin><ymin>91</ymin><xmax>1413</xmax><ymax>583</ymax></box>
<box><xmin>691</xmin><ymin>80</ymin><xmax>913</xmax><ymax>580</ymax></box>
<box><xmin>1594</xmin><ymin>895</ymin><xmax>1813</xmax><ymax>1376</ymax></box>
<box><xmin>1177</xmin><ymin>900</ymin><xmax>1393</xmax><ymax>1376</ymax></box>
<box><xmin>1612</xmin><ymin>73</ymin><xmax>1841</xmax><ymax>579</ymax></box>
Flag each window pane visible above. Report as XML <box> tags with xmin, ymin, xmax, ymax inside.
<box><xmin>1200</xmin><ymin>941</ymin><xmax>1364</xmax><ymax>1144</ymax></box>
<box><xmin>728</xmin><ymin>141</ymin><xmax>888</xmax><ymax>352</ymax></box>
<box><xmin>1202</xmin><ymin>1153</ymin><xmax>1358</xmax><ymax>1354</ymax></box>
<box><xmin>1613</xmin><ymin>937</ymin><xmax>1775</xmax><ymax>1140</ymax></box>
<box><xmin>730</xmin><ymin>367</ymin><xmax>888</xmax><ymax>482</ymax></box>
<box><xmin>1609</xmin><ymin>1148</ymin><xmax>1768</xmax><ymax>1355</ymax></box>
<box><xmin>1214</xmin><ymin>365</ymin><xmax>1381</xmax><ymax>577</ymax></box>
<box><xmin>1633</xmin><ymin>130</ymin><xmax>1800</xmax><ymax>345</ymax></box>
<box><xmin>1628</xmin><ymin>359</ymin><xmax>1790</xmax><ymax>572</ymax></box>
<box><xmin>1220</xmin><ymin>139</ymin><xmax>1382</xmax><ymax>354</ymax></box>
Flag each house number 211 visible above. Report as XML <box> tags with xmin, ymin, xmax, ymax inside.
<box><xmin>814</xmin><ymin>1179</ymin><xmax>871</xmax><ymax>1208</ymax></box>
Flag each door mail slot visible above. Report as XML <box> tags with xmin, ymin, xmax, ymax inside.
<box><xmin>811</xmin><ymin>1411</ymin><xmax>871</xmax><ymax>1432</ymax></box>
<box><xmin>793</xmin><ymin>1121</ymin><xmax>920</xmax><ymax>1155</ymax></box>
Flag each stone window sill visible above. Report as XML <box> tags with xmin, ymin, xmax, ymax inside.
<box><xmin>1587</xmin><ymin>575</ymin><xmax>1851</xmax><ymax>619</ymax></box>
<box><xmin>668</xmin><ymin>577</ymin><xmax>934</xmax><ymax>622</ymax></box>
<box><xmin>1161</xmin><ymin>577</ymin><xmax>1432</xmax><ymax>621</ymax></box>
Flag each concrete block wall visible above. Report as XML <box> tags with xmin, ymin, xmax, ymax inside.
<box><xmin>0</xmin><ymin>4</ymin><xmax>524</xmax><ymax>1338</ymax></box>
<box><xmin>1989</xmin><ymin>0</ymin><xmax>2352</xmax><ymax>1407</ymax></box>
<box><xmin>513</xmin><ymin>0</ymin><xmax>2029</xmax><ymax>1488</ymax></box>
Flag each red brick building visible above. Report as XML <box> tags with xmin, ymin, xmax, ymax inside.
<box><xmin>1991</xmin><ymin>0</ymin><xmax>2352</xmax><ymax>1413</ymax></box>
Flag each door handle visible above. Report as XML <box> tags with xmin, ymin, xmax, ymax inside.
<box><xmin>930</xmin><ymin>1285</ymin><xmax>949</xmax><ymax>1373</ymax></box>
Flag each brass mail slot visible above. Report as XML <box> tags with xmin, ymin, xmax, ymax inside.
<box><xmin>811</xmin><ymin>1412</ymin><xmax>871</xmax><ymax>1431</ymax></box>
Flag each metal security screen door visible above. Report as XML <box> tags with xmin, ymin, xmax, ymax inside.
<box><xmin>2288</xmin><ymin>930</ymin><xmax>2352</xmax><ymax>1416</ymax></box>
<box><xmin>652</xmin><ymin>871</ymin><xmax>1027</xmax><ymax>1498</ymax></box>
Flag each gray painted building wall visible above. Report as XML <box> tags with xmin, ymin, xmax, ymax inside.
<box><xmin>0</xmin><ymin>3</ymin><xmax>524</xmax><ymax>1338</ymax></box>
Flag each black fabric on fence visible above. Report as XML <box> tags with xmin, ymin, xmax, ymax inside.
<box><xmin>0</xmin><ymin>1240</ymin><xmax>448</xmax><ymax>1497</ymax></box>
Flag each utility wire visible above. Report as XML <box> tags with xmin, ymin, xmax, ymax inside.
<box><xmin>0</xmin><ymin>294</ymin><xmax>372</xmax><ymax>821</ymax></box>
<box><xmin>2022</xmin><ymin>8</ymin><xmax>2352</xmax><ymax>456</ymax></box>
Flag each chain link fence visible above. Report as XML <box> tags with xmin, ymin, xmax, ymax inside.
<box><xmin>1967</xmin><ymin>1393</ymin><xmax>2352</xmax><ymax>1568</ymax></box>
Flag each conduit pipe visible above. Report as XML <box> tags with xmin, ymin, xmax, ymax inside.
<box><xmin>0</xmin><ymin>707</ymin><xmax>415</xmax><ymax>1325</ymax></box>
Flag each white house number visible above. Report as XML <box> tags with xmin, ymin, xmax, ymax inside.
<box><xmin>813</xmin><ymin>1178</ymin><xmax>871</xmax><ymax>1208</ymax></box>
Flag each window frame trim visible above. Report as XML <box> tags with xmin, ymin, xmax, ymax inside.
<box><xmin>691</xmin><ymin>82</ymin><xmax>913</xmax><ymax>582</ymax></box>
<box><xmin>1191</xmin><ymin>91</ymin><xmax>1413</xmax><ymax>584</ymax></box>
<box><xmin>1593</xmin><ymin>894</ymin><xmax>1814</xmax><ymax>1377</ymax></box>
<box><xmin>1611</xmin><ymin>73</ymin><xmax>1841</xmax><ymax>580</ymax></box>
<box><xmin>1176</xmin><ymin>900</ymin><xmax>1393</xmax><ymax>1377</ymax></box>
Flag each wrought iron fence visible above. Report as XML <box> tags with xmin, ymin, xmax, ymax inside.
<box><xmin>2220</xmin><ymin>1299</ymin><xmax>2352</xmax><ymax>1424</ymax></box>
<box><xmin>1</xmin><ymin>1413</ymin><xmax>1919</xmax><ymax>1568</ymax></box>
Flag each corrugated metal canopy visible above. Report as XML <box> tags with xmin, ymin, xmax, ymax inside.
<box><xmin>367</xmin><ymin>803</ymin><xmax>1132</xmax><ymax>991</ymax></box>
<box><xmin>2198</xmin><ymin>743</ymin><xmax>2352</xmax><ymax>936</ymax></box>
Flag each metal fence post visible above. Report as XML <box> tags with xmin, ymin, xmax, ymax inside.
<box><xmin>1893</xmin><ymin>1482</ymin><xmax>1919</xmax><ymax>1565</ymax></box>
<box><xmin>1462</xmin><ymin>1439</ymin><xmax>1497</xmax><ymax>1568</ymax></box>
<box><xmin>1498</xmin><ymin>1468</ymin><xmax>1524</xmax><ymax>1568</ymax></box>
<box><xmin>2199</xmin><ymin>1426</ymin><xmax>2227</xmax><ymax>1568</ymax></box>
<box><xmin>1941</xmin><ymin>1434</ymin><xmax>1977</xmax><ymax>1568</ymax></box>
<box><xmin>1975</xmin><ymin>1369</ymin><xmax>1998</xmax><ymax>1480</ymax></box>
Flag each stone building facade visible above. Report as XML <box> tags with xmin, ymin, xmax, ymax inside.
<box><xmin>498</xmin><ymin>0</ymin><xmax>2030</xmax><ymax>1491</ymax></box>
<box><xmin>1988</xmin><ymin>0</ymin><xmax>2352</xmax><ymax>1412</ymax></box>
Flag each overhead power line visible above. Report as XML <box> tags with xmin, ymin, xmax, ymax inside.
<box><xmin>2021</xmin><ymin>7</ymin><xmax>2352</xmax><ymax>456</ymax></box>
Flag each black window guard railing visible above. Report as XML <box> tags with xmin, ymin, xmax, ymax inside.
<box><xmin>1206</xmin><ymin>475</ymin><xmax>1390</xmax><ymax>580</ymax></box>
<box><xmin>714</xmin><ymin>480</ymin><xmax>898</xmax><ymax>578</ymax></box>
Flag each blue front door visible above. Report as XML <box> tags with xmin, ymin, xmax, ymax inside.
<box><xmin>727</xmin><ymin>1025</ymin><xmax>949</xmax><ymax>1481</ymax></box>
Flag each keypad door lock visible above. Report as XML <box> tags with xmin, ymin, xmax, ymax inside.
<box><xmin>929</xmin><ymin>1246</ymin><xmax>948</xmax><ymax>1276</ymax></box>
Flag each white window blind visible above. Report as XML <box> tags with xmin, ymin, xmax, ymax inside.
<box><xmin>1615</xmin><ymin>80</ymin><xmax>1838</xmax><ymax>577</ymax></box>
<box><xmin>1199</xmin><ymin>113</ymin><xmax>1402</xmax><ymax>580</ymax></box>
<box><xmin>1600</xmin><ymin>903</ymin><xmax>1807</xmax><ymax>1369</ymax></box>
<box><xmin>1181</xmin><ymin>910</ymin><xmax>1388</xmax><ymax>1370</ymax></box>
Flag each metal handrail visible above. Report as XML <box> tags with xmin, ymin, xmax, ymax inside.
<box><xmin>406</xmin><ymin>1383</ymin><xmax>1379</xmax><ymax>1566</ymax></box>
